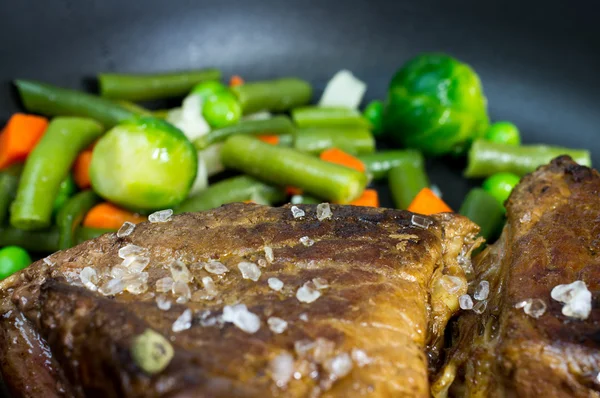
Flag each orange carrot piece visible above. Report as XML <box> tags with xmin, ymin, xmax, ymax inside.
<box><xmin>286</xmin><ymin>186</ymin><xmax>304</xmax><ymax>196</ymax></box>
<box><xmin>319</xmin><ymin>148</ymin><xmax>366</xmax><ymax>173</ymax></box>
<box><xmin>0</xmin><ymin>113</ymin><xmax>49</xmax><ymax>169</ymax></box>
<box><xmin>83</xmin><ymin>202</ymin><xmax>147</xmax><ymax>230</ymax></box>
<box><xmin>407</xmin><ymin>188</ymin><xmax>453</xmax><ymax>215</ymax></box>
<box><xmin>257</xmin><ymin>135</ymin><xmax>280</xmax><ymax>145</ymax></box>
<box><xmin>349</xmin><ymin>189</ymin><xmax>379</xmax><ymax>207</ymax></box>
<box><xmin>229</xmin><ymin>75</ymin><xmax>245</xmax><ymax>87</ymax></box>
<box><xmin>73</xmin><ymin>150</ymin><xmax>93</xmax><ymax>189</ymax></box>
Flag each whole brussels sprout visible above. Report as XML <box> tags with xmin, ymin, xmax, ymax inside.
<box><xmin>384</xmin><ymin>54</ymin><xmax>489</xmax><ymax>156</ymax></box>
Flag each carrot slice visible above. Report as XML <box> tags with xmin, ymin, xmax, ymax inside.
<box><xmin>83</xmin><ymin>202</ymin><xmax>147</xmax><ymax>229</ymax></box>
<box><xmin>407</xmin><ymin>188</ymin><xmax>453</xmax><ymax>215</ymax></box>
<box><xmin>73</xmin><ymin>150</ymin><xmax>93</xmax><ymax>189</ymax></box>
<box><xmin>230</xmin><ymin>75</ymin><xmax>245</xmax><ymax>87</ymax></box>
<box><xmin>349</xmin><ymin>189</ymin><xmax>379</xmax><ymax>207</ymax></box>
<box><xmin>257</xmin><ymin>135</ymin><xmax>280</xmax><ymax>145</ymax></box>
<box><xmin>286</xmin><ymin>186</ymin><xmax>304</xmax><ymax>196</ymax></box>
<box><xmin>319</xmin><ymin>148</ymin><xmax>366</xmax><ymax>173</ymax></box>
<box><xmin>0</xmin><ymin>113</ymin><xmax>49</xmax><ymax>169</ymax></box>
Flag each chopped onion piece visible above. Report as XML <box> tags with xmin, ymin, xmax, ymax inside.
<box><xmin>319</xmin><ymin>70</ymin><xmax>367</xmax><ymax>109</ymax></box>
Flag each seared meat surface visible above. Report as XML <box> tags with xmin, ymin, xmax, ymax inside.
<box><xmin>433</xmin><ymin>156</ymin><xmax>600</xmax><ymax>397</ymax></box>
<box><xmin>0</xmin><ymin>204</ymin><xmax>479</xmax><ymax>398</ymax></box>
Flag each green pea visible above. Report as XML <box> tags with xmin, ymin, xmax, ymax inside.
<box><xmin>485</xmin><ymin>122</ymin><xmax>521</xmax><ymax>146</ymax></box>
<box><xmin>53</xmin><ymin>174</ymin><xmax>77</xmax><ymax>213</ymax></box>
<box><xmin>0</xmin><ymin>246</ymin><xmax>32</xmax><ymax>280</ymax></box>
<box><xmin>191</xmin><ymin>81</ymin><xmax>228</xmax><ymax>102</ymax></box>
<box><xmin>482</xmin><ymin>172</ymin><xmax>521</xmax><ymax>206</ymax></box>
<box><xmin>363</xmin><ymin>100</ymin><xmax>384</xmax><ymax>136</ymax></box>
<box><xmin>202</xmin><ymin>92</ymin><xmax>242</xmax><ymax>128</ymax></box>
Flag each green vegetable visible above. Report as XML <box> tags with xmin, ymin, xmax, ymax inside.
<box><xmin>363</xmin><ymin>100</ymin><xmax>384</xmax><ymax>136</ymax></box>
<box><xmin>15</xmin><ymin>80</ymin><xmax>136</xmax><ymax>128</ymax></box>
<box><xmin>0</xmin><ymin>227</ymin><xmax>59</xmax><ymax>252</ymax></box>
<box><xmin>52</xmin><ymin>174</ymin><xmax>77</xmax><ymax>214</ymax></box>
<box><xmin>290</xmin><ymin>194</ymin><xmax>321</xmax><ymax>205</ymax></box>
<box><xmin>202</xmin><ymin>91</ymin><xmax>242</xmax><ymax>128</ymax></box>
<box><xmin>358</xmin><ymin>150</ymin><xmax>424</xmax><ymax>181</ymax></box>
<box><xmin>459</xmin><ymin>188</ymin><xmax>505</xmax><ymax>240</ymax></box>
<box><xmin>291</xmin><ymin>106</ymin><xmax>370</xmax><ymax>128</ymax></box>
<box><xmin>482</xmin><ymin>173</ymin><xmax>520</xmax><ymax>206</ymax></box>
<box><xmin>221</xmin><ymin>136</ymin><xmax>367</xmax><ymax>203</ymax></box>
<box><xmin>293</xmin><ymin>127</ymin><xmax>375</xmax><ymax>155</ymax></box>
<box><xmin>116</xmin><ymin>100</ymin><xmax>154</xmax><ymax>117</ymax></box>
<box><xmin>191</xmin><ymin>81</ymin><xmax>228</xmax><ymax>101</ymax></box>
<box><xmin>176</xmin><ymin>175</ymin><xmax>285</xmax><ymax>213</ymax></box>
<box><xmin>385</xmin><ymin>53</ymin><xmax>489</xmax><ymax>155</ymax></box>
<box><xmin>56</xmin><ymin>190</ymin><xmax>100</xmax><ymax>250</ymax></box>
<box><xmin>98</xmin><ymin>69</ymin><xmax>222</xmax><ymax>102</ymax></box>
<box><xmin>90</xmin><ymin>117</ymin><xmax>197</xmax><ymax>211</ymax></box>
<box><xmin>388</xmin><ymin>162</ymin><xmax>430</xmax><ymax>209</ymax></box>
<box><xmin>485</xmin><ymin>121</ymin><xmax>521</xmax><ymax>146</ymax></box>
<box><xmin>0</xmin><ymin>246</ymin><xmax>32</xmax><ymax>280</ymax></box>
<box><xmin>0</xmin><ymin>172</ymin><xmax>20</xmax><ymax>225</ymax></box>
<box><xmin>194</xmin><ymin>116</ymin><xmax>295</xmax><ymax>150</ymax></box>
<box><xmin>231</xmin><ymin>78</ymin><xmax>313</xmax><ymax>114</ymax></box>
<box><xmin>131</xmin><ymin>329</ymin><xmax>174</xmax><ymax>374</ymax></box>
<box><xmin>76</xmin><ymin>227</ymin><xmax>116</xmax><ymax>244</ymax></box>
<box><xmin>465</xmin><ymin>139</ymin><xmax>592</xmax><ymax>178</ymax></box>
<box><xmin>11</xmin><ymin>117</ymin><xmax>103</xmax><ymax>230</ymax></box>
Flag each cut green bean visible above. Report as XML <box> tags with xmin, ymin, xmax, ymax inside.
<box><xmin>15</xmin><ymin>80</ymin><xmax>136</xmax><ymax>128</ymax></box>
<box><xmin>0</xmin><ymin>227</ymin><xmax>59</xmax><ymax>253</ymax></box>
<box><xmin>231</xmin><ymin>78</ymin><xmax>312</xmax><ymax>114</ymax></box>
<box><xmin>0</xmin><ymin>172</ymin><xmax>20</xmax><ymax>225</ymax></box>
<box><xmin>459</xmin><ymin>188</ymin><xmax>505</xmax><ymax>241</ymax></box>
<box><xmin>10</xmin><ymin>117</ymin><xmax>103</xmax><ymax>230</ymax></box>
<box><xmin>221</xmin><ymin>136</ymin><xmax>367</xmax><ymax>203</ymax></box>
<box><xmin>98</xmin><ymin>69</ymin><xmax>221</xmax><ymax>101</ymax></box>
<box><xmin>52</xmin><ymin>174</ymin><xmax>77</xmax><ymax>214</ymax></box>
<box><xmin>194</xmin><ymin>116</ymin><xmax>295</xmax><ymax>150</ymax></box>
<box><xmin>176</xmin><ymin>175</ymin><xmax>285</xmax><ymax>214</ymax></box>
<box><xmin>56</xmin><ymin>190</ymin><xmax>100</xmax><ymax>250</ymax></box>
<box><xmin>388</xmin><ymin>162</ymin><xmax>430</xmax><ymax>209</ymax></box>
<box><xmin>358</xmin><ymin>150</ymin><xmax>424</xmax><ymax>181</ymax></box>
<box><xmin>294</xmin><ymin>126</ymin><xmax>375</xmax><ymax>155</ymax></box>
<box><xmin>465</xmin><ymin>139</ymin><xmax>592</xmax><ymax>178</ymax></box>
<box><xmin>75</xmin><ymin>227</ymin><xmax>116</xmax><ymax>244</ymax></box>
<box><xmin>116</xmin><ymin>100</ymin><xmax>154</xmax><ymax>116</ymax></box>
<box><xmin>291</xmin><ymin>106</ymin><xmax>370</xmax><ymax>128</ymax></box>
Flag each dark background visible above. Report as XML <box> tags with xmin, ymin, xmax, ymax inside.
<box><xmin>0</xmin><ymin>0</ymin><xmax>598</xmax><ymax>209</ymax></box>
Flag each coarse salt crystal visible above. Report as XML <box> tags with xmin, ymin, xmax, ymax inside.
<box><xmin>268</xmin><ymin>317</ymin><xmax>288</xmax><ymax>334</ymax></box>
<box><xmin>294</xmin><ymin>339</ymin><xmax>316</xmax><ymax>356</ymax></box>
<box><xmin>111</xmin><ymin>264</ymin><xmax>129</xmax><ymax>279</ymax></box>
<box><xmin>126</xmin><ymin>256</ymin><xmax>150</xmax><ymax>274</ymax></box>
<box><xmin>325</xmin><ymin>353</ymin><xmax>353</xmax><ymax>378</ymax></box>
<box><xmin>118</xmin><ymin>244</ymin><xmax>146</xmax><ymax>259</ymax></box>
<box><xmin>296</xmin><ymin>282</ymin><xmax>321</xmax><ymax>303</ymax></box>
<box><xmin>411</xmin><ymin>214</ymin><xmax>433</xmax><ymax>229</ymax></box>
<box><xmin>459</xmin><ymin>294</ymin><xmax>474</xmax><ymax>310</ymax></box>
<box><xmin>313</xmin><ymin>338</ymin><xmax>335</xmax><ymax>363</ymax></box>
<box><xmin>43</xmin><ymin>257</ymin><xmax>55</xmax><ymax>267</ymax></box>
<box><xmin>222</xmin><ymin>304</ymin><xmax>261</xmax><ymax>333</ymax></box>
<box><xmin>515</xmin><ymin>298</ymin><xmax>547</xmax><ymax>318</ymax></box>
<box><xmin>439</xmin><ymin>275</ymin><xmax>464</xmax><ymax>295</ymax></box>
<box><xmin>299</xmin><ymin>313</ymin><xmax>309</xmax><ymax>322</ymax></box>
<box><xmin>257</xmin><ymin>258</ymin><xmax>267</xmax><ymax>267</ymax></box>
<box><xmin>351</xmin><ymin>349</ymin><xmax>372</xmax><ymax>367</ymax></box>
<box><xmin>155</xmin><ymin>277</ymin><xmax>174</xmax><ymax>293</ymax></box>
<box><xmin>172</xmin><ymin>282</ymin><xmax>191</xmax><ymax>303</ymax></box>
<box><xmin>172</xmin><ymin>309</ymin><xmax>193</xmax><ymax>332</ymax></box>
<box><xmin>99</xmin><ymin>278</ymin><xmax>125</xmax><ymax>296</ymax></box>
<box><xmin>268</xmin><ymin>277</ymin><xmax>284</xmax><ymax>291</ymax></box>
<box><xmin>204</xmin><ymin>261</ymin><xmax>228</xmax><ymax>275</ymax></box>
<box><xmin>169</xmin><ymin>260</ymin><xmax>191</xmax><ymax>283</ymax></box>
<box><xmin>148</xmin><ymin>209</ymin><xmax>173</xmax><ymax>223</ymax></box>
<box><xmin>79</xmin><ymin>267</ymin><xmax>98</xmax><ymax>291</ymax></box>
<box><xmin>238</xmin><ymin>262</ymin><xmax>261</xmax><ymax>281</ymax></box>
<box><xmin>316</xmin><ymin>203</ymin><xmax>332</xmax><ymax>221</ymax></box>
<box><xmin>156</xmin><ymin>294</ymin><xmax>172</xmax><ymax>311</ymax></box>
<box><xmin>203</xmin><ymin>276</ymin><xmax>218</xmax><ymax>295</ymax></box>
<box><xmin>300</xmin><ymin>236</ymin><xmax>314</xmax><ymax>247</ymax></box>
<box><xmin>270</xmin><ymin>353</ymin><xmax>295</xmax><ymax>388</ymax></box>
<box><xmin>291</xmin><ymin>206</ymin><xmax>305</xmax><ymax>219</ymax></box>
<box><xmin>551</xmin><ymin>280</ymin><xmax>592</xmax><ymax>320</ymax></box>
<box><xmin>473</xmin><ymin>300</ymin><xmax>487</xmax><ymax>314</ymax></box>
<box><xmin>191</xmin><ymin>276</ymin><xmax>219</xmax><ymax>302</ymax></box>
<box><xmin>457</xmin><ymin>253</ymin><xmax>474</xmax><ymax>276</ymax></box>
<box><xmin>123</xmin><ymin>272</ymin><xmax>149</xmax><ymax>295</ymax></box>
<box><xmin>520</xmin><ymin>212</ymin><xmax>532</xmax><ymax>223</ymax></box>
<box><xmin>117</xmin><ymin>221</ymin><xmax>135</xmax><ymax>238</ymax></box>
<box><xmin>313</xmin><ymin>278</ymin><xmax>329</xmax><ymax>290</ymax></box>
<box><xmin>474</xmin><ymin>280</ymin><xmax>490</xmax><ymax>301</ymax></box>
<box><xmin>264</xmin><ymin>246</ymin><xmax>274</xmax><ymax>263</ymax></box>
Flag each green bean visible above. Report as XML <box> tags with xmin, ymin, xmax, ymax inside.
<box><xmin>388</xmin><ymin>162</ymin><xmax>430</xmax><ymax>209</ymax></box>
<box><xmin>358</xmin><ymin>150</ymin><xmax>424</xmax><ymax>181</ymax></box>
<box><xmin>231</xmin><ymin>78</ymin><xmax>312</xmax><ymax>114</ymax></box>
<box><xmin>116</xmin><ymin>100</ymin><xmax>154</xmax><ymax>116</ymax></box>
<box><xmin>465</xmin><ymin>139</ymin><xmax>592</xmax><ymax>178</ymax></box>
<box><xmin>290</xmin><ymin>195</ymin><xmax>322</xmax><ymax>205</ymax></box>
<box><xmin>52</xmin><ymin>174</ymin><xmax>77</xmax><ymax>214</ymax></box>
<box><xmin>10</xmin><ymin>117</ymin><xmax>103</xmax><ymax>230</ymax></box>
<box><xmin>14</xmin><ymin>80</ymin><xmax>136</xmax><ymax>128</ymax></box>
<box><xmin>194</xmin><ymin>116</ymin><xmax>295</xmax><ymax>150</ymax></box>
<box><xmin>293</xmin><ymin>126</ymin><xmax>375</xmax><ymax>155</ymax></box>
<box><xmin>221</xmin><ymin>136</ymin><xmax>367</xmax><ymax>203</ymax></box>
<box><xmin>56</xmin><ymin>190</ymin><xmax>100</xmax><ymax>250</ymax></box>
<box><xmin>291</xmin><ymin>106</ymin><xmax>370</xmax><ymax>128</ymax></box>
<box><xmin>0</xmin><ymin>172</ymin><xmax>20</xmax><ymax>225</ymax></box>
<box><xmin>98</xmin><ymin>69</ymin><xmax>221</xmax><ymax>101</ymax></box>
<box><xmin>459</xmin><ymin>188</ymin><xmax>505</xmax><ymax>241</ymax></box>
<box><xmin>0</xmin><ymin>227</ymin><xmax>59</xmax><ymax>253</ymax></box>
<box><xmin>176</xmin><ymin>175</ymin><xmax>285</xmax><ymax>214</ymax></box>
<box><xmin>75</xmin><ymin>227</ymin><xmax>116</xmax><ymax>244</ymax></box>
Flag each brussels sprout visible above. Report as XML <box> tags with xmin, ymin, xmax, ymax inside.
<box><xmin>385</xmin><ymin>53</ymin><xmax>489</xmax><ymax>156</ymax></box>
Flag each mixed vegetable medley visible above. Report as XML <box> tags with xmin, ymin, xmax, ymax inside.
<box><xmin>0</xmin><ymin>53</ymin><xmax>591</xmax><ymax>280</ymax></box>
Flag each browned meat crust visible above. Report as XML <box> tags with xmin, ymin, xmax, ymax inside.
<box><xmin>433</xmin><ymin>156</ymin><xmax>600</xmax><ymax>398</ymax></box>
<box><xmin>0</xmin><ymin>204</ymin><xmax>479</xmax><ymax>398</ymax></box>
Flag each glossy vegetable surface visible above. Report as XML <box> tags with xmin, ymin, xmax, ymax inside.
<box><xmin>459</xmin><ymin>188</ymin><xmax>505</xmax><ymax>240</ymax></box>
<box><xmin>56</xmin><ymin>190</ymin><xmax>100</xmax><ymax>250</ymax></box>
<box><xmin>52</xmin><ymin>174</ymin><xmax>77</xmax><ymax>213</ymax></box>
<box><xmin>358</xmin><ymin>150</ymin><xmax>424</xmax><ymax>180</ymax></box>
<box><xmin>293</xmin><ymin>126</ymin><xmax>375</xmax><ymax>155</ymax></box>
<box><xmin>231</xmin><ymin>78</ymin><xmax>313</xmax><ymax>114</ymax></box>
<box><xmin>0</xmin><ymin>246</ymin><xmax>31</xmax><ymax>280</ymax></box>
<box><xmin>482</xmin><ymin>172</ymin><xmax>520</xmax><ymax>206</ymax></box>
<box><xmin>202</xmin><ymin>91</ymin><xmax>242</xmax><ymax>128</ymax></box>
<box><xmin>363</xmin><ymin>100</ymin><xmax>384</xmax><ymax>136</ymax></box>
<box><xmin>291</xmin><ymin>106</ymin><xmax>369</xmax><ymax>128</ymax></box>
<box><xmin>485</xmin><ymin>121</ymin><xmax>521</xmax><ymax>146</ymax></box>
<box><xmin>388</xmin><ymin>161</ymin><xmax>430</xmax><ymax>209</ymax></box>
